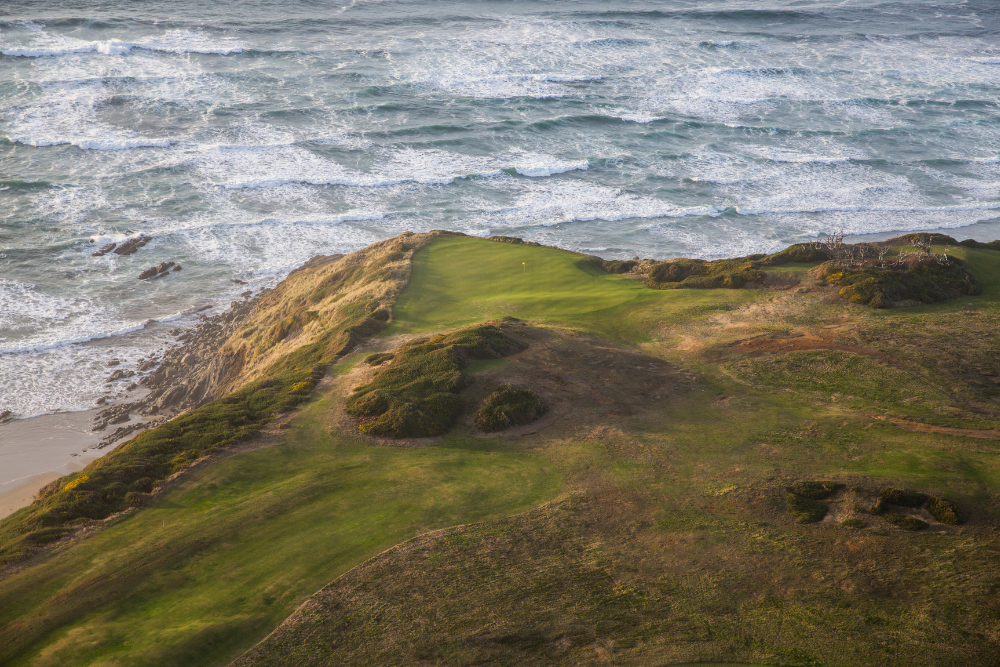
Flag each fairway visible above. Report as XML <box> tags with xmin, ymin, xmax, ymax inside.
<box><xmin>391</xmin><ymin>235</ymin><xmax>763</xmax><ymax>342</ymax></box>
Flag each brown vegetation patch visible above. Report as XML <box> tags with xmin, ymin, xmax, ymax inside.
<box><xmin>717</xmin><ymin>330</ymin><xmax>890</xmax><ymax>361</ymax></box>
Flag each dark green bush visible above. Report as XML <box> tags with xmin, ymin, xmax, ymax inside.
<box><xmin>880</xmin><ymin>487</ymin><xmax>927</xmax><ymax>507</ymax></box>
<box><xmin>886</xmin><ymin>514</ymin><xmax>929</xmax><ymax>531</ymax></box>
<box><xmin>787</xmin><ymin>493</ymin><xmax>828</xmax><ymax>523</ymax></box>
<box><xmin>789</xmin><ymin>481</ymin><xmax>844</xmax><ymax>500</ymax></box>
<box><xmin>926</xmin><ymin>496</ymin><xmax>963</xmax><ymax>525</ymax></box>
<box><xmin>761</xmin><ymin>244</ymin><xmax>829</xmax><ymax>265</ymax></box>
<box><xmin>959</xmin><ymin>239</ymin><xmax>1000</xmax><ymax>251</ymax></box>
<box><xmin>841</xmin><ymin>519</ymin><xmax>868</xmax><ymax>529</ymax></box>
<box><xmin>364</xmin><ymin>352</ymin><xmax>395</xmax><ymax>366</ymax></box>
<box><xmin>346</xmin><ymin>324</ymin><xmax>525</xmax><ymax>438</ymax></box>
<box><xmin>598</xmin><ymin>259</ymin><xmax>639</xmax><ymax>274</ymax></box>
<box><xmin>474</xmin><ymin>384</ymin><xmax>546</xmax><ymax>432</ymax></box>
<box><xmin>887</xmin><ymin>232</ymin><xmax>959</xmax><ymax>246</ymax></box>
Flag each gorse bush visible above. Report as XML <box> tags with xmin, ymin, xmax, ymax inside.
<box><xmin>789</xmin><ymin>481</ymin><xmax>844</xmax><ymax>500</ymax></box>
<box><xmin>926</xmin><ymin>496</ymin><xmax>963</xmax><ymax>525</ymax></box>
<box><xmin>816</xmin><ymin>258</ymin><xmax>981</xmax><ymax>308</ymax></box>
<box><xmin>345</xmin><ymin>323</ymin><xmax>525</xmax><ymax>438</ymax></box>
<box><xmin>880</xmin><ymin>487</ymin><xmax>927</xmax><ymax>508</ymax></box>
<box><xmin>886</xmin><ymin>514</ymin><xmax>929</xmax><ymax>531</ymax></box>
<box><xmin>474</xmin><ymin>384</ymin><xmax>546</xmax><ymax>432</ymax></box>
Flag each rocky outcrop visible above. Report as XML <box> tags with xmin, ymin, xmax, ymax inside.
<box><xmin>92</xmin><ymin>242</ymin><xmax>117</xmax><ymax>257</ymax></box>
<box><xmin>113</xmin><ymin>235</ymin><xmax>151</xmax><ymax>256</ymax></box>
<box><xmin>138</xmin><ymin>262</ymin><xmax>180</xmax><ymax>280</ymax></box>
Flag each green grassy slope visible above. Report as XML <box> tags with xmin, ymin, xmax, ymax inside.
<box><xmin>0</xmin><ymin>388</ymin><xmax>559</xmax><ymax>667</ymax></box>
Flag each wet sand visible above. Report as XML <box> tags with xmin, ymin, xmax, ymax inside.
<box><xmin>0</xmin><ymin>410</ymin><xmax>138</xmax><ymax>519</ymax></box>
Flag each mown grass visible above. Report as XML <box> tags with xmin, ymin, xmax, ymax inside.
<box><xmin>389</xmin><ymin>235</ymin><xmax>765</xmax><ymax>343</ymax></box>
<box><xmin>0</xmin><ymin>391</ymin><xmax>561</xmax><ymax>667</ymax></box>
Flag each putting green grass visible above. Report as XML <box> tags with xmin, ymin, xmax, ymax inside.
<box><xmin>0</xmin><ymin>391</ymin><xmax>560</xmax><ymax>667</ymax></box>
<box><xmin>391</xmin><ymin>235</ymin><xmax>765</xmax><ymax>342</ymax></box>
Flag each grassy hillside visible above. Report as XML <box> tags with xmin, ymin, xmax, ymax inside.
<box><xmin>3</xmin><ymin>233</ymin><xmax>1000</xmax><ymax>666</ymax></box>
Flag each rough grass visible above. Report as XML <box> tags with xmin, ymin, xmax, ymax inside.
<box><xmin>726</xmin><ymin>350</ymin><xmax>944</xmax><ymax>418</ymax></box>
<box><xmin>345</xmin><ymin>323</ymin><xmax>524</xmax><ymax>438</ymax></box>
<box><xmin>474</xmin><ymin>384</ymin><xmax>546</xmax><ymax>432</ymax></box>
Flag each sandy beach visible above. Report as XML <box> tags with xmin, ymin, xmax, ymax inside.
<box><xmin>0</xmin><ymin>410</ymin><xmax>141</xmax><ymax>519</ymax></box>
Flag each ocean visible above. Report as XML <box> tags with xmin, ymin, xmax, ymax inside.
<box><xmin>1</xmin><ymin>0</ymin><xmax>999</xmax><ymax>419</ymax></box>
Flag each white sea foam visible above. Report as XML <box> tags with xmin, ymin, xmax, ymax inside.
<box><xmin>1</xmin><ymin>28</ymin><xmax>247</xmax><ymax>57</ymax></box>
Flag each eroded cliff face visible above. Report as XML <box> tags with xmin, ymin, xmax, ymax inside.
<box><xmin>95</xmin><ymin>231</ymin><xmax>443</xmax><ymax>440</ymax></box>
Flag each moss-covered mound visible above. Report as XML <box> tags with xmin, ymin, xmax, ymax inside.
<box><xmin>789</xmin><ymin>480</ymin><xmax>844</xmax><ymax>500</ymax></box>
<box><xmin>787</xmin><ymin>493</ymin><xmax>829</xmax><ymax>523</ymax></box>
<box><xmin>474</xmin><ymin>384</ymin><xmax>546</xmax><ymax>432</ymax></box>
<box><xmin>815</xmin><ymin>257</ymin><xmax>981</xmax><ymax>308</ymax></box>
<box><xmin>346</xmin><ymin>323</ymin><xmax>525</xmax><ymax>438</ymax></box>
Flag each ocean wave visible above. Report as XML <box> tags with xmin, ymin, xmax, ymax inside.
<box><xmin>1</xmin><ymin>29</ymin><xmax>248</xmax><ymax>58</ymax></box>
<box><xmin>10</xmin><ymin>134</ymin><xmax>173</xmax><ymax>151</ymax></box>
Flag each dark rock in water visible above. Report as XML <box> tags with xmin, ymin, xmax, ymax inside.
<box><xmin>95</xmin><ymin>397</ymin><xmax>107</xmax><ymax>406</ymax></box>
<box><xmin>139</xmin><ymin>261</ymin><xmax>175</xmax><ymax>280</ymax></box>
<box><xmin>106</xmin><ymin>359</ymin><xmax>121</xmax><ymax>367</ymax></box>
<box><xmin>172</xmin><ymin>265</ymin><xmax>182</xmax><ymax>271</ymax></box>
<box><xmin>126</xmin><ymin>382</ymin><xmax>138</xmax><ymax>391</ymax></box>
<box><xmin>231</xmin><ymin>278</ymin><xmax>247</xmax><ymax>285</ymax></box>
<box><xmin>0</xmin><ymin>410</ymin><xmax>12</xmax><ymax>423</ymax></box>
<box><xmin>92</xmin><ymin>242</ymin><xmax>117</xmax><ymax>257</ymax></box>
<box><xmin>241</xmin><ymin>290</ymin><xmax>253</xmax><ymax>298</ymax></box>
<box><xmin>107</xmin><ymin>369</ymin><xmax>136</xmax><ymax>382</ymax></box>
<box><xmin>113</xmin><ymin>235</ymin><xmax>151</xmax><ymax>256</ymax></box>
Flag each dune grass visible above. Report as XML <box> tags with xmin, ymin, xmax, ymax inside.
<box><xmin>0</xmin><ymin>392</ymin><xmax>560</xmax><ymax>667</ymax></box>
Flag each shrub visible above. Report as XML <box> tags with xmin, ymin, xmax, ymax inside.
<box><xmin>880</xmin><ymin>487</ymin><xmax>927</xmax><ymax>507</ymax></box>
<box><xmin>474</xmin><ymin>384</ymin><xmax>546</xmax><ymax>432</ymax></box>
<box><xmin>365</xmin><ymin>352</ymin><xmax>394</xmax><ymax>366</ymax></box>
<box><xmin>787</xmin><ymin>493</ymin><xmax>828</xmax><ymax>523</ymax></box>
<box><xmin>841</xmin><ymin>519</ymin><xmax>868</xmax><ymax>529</ymax></box>
<box><xmin>346</xmin><ymin>324</ymin><xmax>525</xmax><ymax>438</ymax></box>
<box><xmin>959</xmin><ymin>239</ymin><xmax>1000</xmax><ymax>251</ymax></box>
<box><xmin>789</xmin><ymin>481</ymin><xmax>844</xmax><ymax>500</ymax></box>
<box><xmin>816</xmin><ymin>258</ymin><xmax>981</xmax><ymax>308</ymax></box>
<box><xmin>926</xmin><ymin>496</ymin><xmax>963</xmax><ymax>525</ymax></box>
<box><xmin>886</xmin><ymin>514</ymin><xmax>929</xmax><ymax>531</ymax></box>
